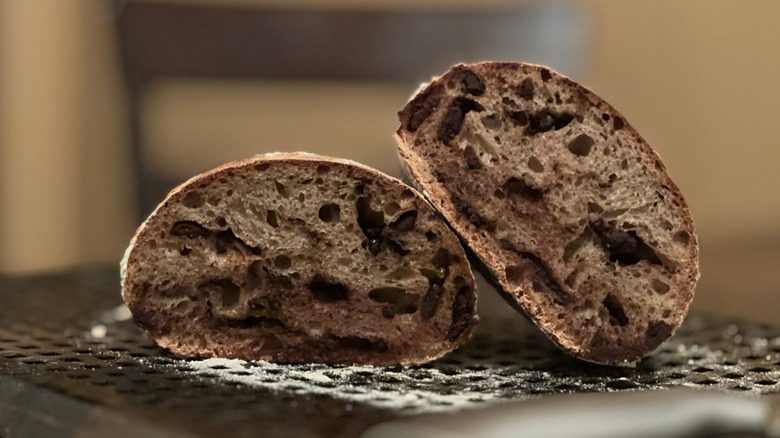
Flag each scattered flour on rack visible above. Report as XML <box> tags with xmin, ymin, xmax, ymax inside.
<box><xmin>160</xmin><ymin>357</ymin><xmax>534</xmax><ymax>414</ymax></box>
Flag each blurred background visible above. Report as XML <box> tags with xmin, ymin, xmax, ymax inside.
<box><xmin>1</xmin><ymin>0</ymin><xmax>778</xmax><ymax>323</ymax></box>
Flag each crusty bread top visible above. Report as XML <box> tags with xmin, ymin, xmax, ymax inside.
<box><xmin>396</xmin><ymin>62</ymin><xmax>699</xmax><ymax>364</ymax></box>
<box><xmin>121</xmin><ymin>152</ymin><xmax>477</xmax><ymax>366</ymax></box>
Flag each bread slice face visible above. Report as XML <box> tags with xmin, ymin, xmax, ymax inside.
<box><xmin>121</xmin><ymin>153</ymin><xmax>477</xmax><ymax>366</ymax></box>
<box><xmin>395</xmin><ymin>63</ymin><xmax>699</xmax><ymax>365</ymax></box>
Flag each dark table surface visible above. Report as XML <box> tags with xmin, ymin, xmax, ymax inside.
<box><xmin>1</xmin><ymin>268</ymin><xmax>779</xmax><ymax>437</ymax></box>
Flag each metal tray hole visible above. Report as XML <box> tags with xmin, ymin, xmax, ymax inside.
<box><xmin>2</xmin><ymin>352</ymin><xmax>26</xmax><ymax>359</ymax></box>
<box><xmin>38</xmin><ymin>351</ymin><xmax>61</xmax><ymax>356</ymax></box>
<box><xmin>66</xmin><ymin>373</ymin><xmax>89</xmax><ymax>380</ymax></box>
<box><xmin>60</xmin><ymin>357</ymin><xmax>81</xmax><ymax>362</ymax></box>
<box><xmin>749</xmin><ymin>367</ymin><xmax>772</xmax><ymax>373</ymax></box>
<box><xmin>755</xmin><ymin>379</ymin><xmax>778</xmax><ymax>386</ymax></box>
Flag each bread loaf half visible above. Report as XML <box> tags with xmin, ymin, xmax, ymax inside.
<box><xmin>395</xmin><ymin>62</ymin><xmax>699</xmax><ymax>365</ymax></box>
<box><xmin>121</xmin><ymin>153</ymin><xmax>477</xmax><ymax>366</ymax></box>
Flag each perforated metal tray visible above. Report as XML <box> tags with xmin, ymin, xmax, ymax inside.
<box><xmin>1</xmin><ymin>268</ymin><xmax>779</xmax><ymax>437</ymax></box>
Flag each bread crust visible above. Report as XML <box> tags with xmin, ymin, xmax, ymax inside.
<box><xmin>121</xmin><ymin>152</ymin><xmax>477</xmax><ymax>366</ymax></box>
<box><xmin>396</xmin><ymin>62</ymin><xmax>699</xmax><ymax>365</ymax></box>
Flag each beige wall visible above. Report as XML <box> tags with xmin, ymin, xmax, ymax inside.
<box><xmin>584</xmin><ymin>0</ymin><xmax>780</xmax><ymax>247</ymax></box>
<box><xmin>0</xmin><ymin>0</ymin><xmax>137</xmax><ymax>274</ymax></box>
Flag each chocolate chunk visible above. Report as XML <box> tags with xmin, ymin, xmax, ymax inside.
<box><xmin>613</xmin><ymin>116</ymin><xmax>625</xmax><ymax>130</ymax></box>
<box><xmin>524</xmin><ymin>110</ymin><xmax>575</xmax><ymax>135</ymax></box>
<box><xmin>399</xmin><ymin>83</ymin><xmax>444</xmax><ymax>132</ymax></box>
<box><xmin>447</xmin><ymin>284</ymin><xmax>476</xmax><ymax>341</ymax></box>
<box><xmin>508</xmin><ymin>110</ymin><xmax>529</xmax><ymax>126</ymax></box>
<box><xmin>527</xmin><ymin>110</ymin><xmax>555</xmax><ymax>134</ymax></box>
<box><xmin>453</xmin><ymin>67</ymin><xmax>485</xmax><ymax>96</ymax></box>
<box><xmin>420</xmin><ymin>282</ymin><xmax>444</xmax><ymax>320</ymax></box>
<box><xmin>554</xmin><ymin>112</ymin><xmax>575</xmax><ymax>130</ymax></box>
<box><xmin>567</xmin><ymin>133</ymin><xmax>595</xmax><ymax>157</ymax></box>
<box><xmin>540</xmin><ymin>68</ymin><xmax>552</xmax><ymax>82</ymax></box>
<box><xmin>591</xmin><ymin>220</ymin><xmax>663</xmax><ymax>266</ymax></box>
<box><xmin>517</xmin><ymin>78</ymin><xmax>534</xmax><ymax>100</ymax></box>
<box><xmin>437</xmin><ymin>97</ymin><xmax>484</xmax><ymax>143</ymax></box>
<box><xmin>170</xmin><ymin>221</ymin><xmax>210</xmax><ymax>239</ymax></box>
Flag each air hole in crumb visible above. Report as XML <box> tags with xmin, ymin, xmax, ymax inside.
<box><xmin>502</xmin><ymin>177</ymin><xmax>543</xmax><ymax>202</ymax></box>
<box><xmin>620</xmin><ymin>159</ymin><xmax>629</xmax><ymax>170</ymax></box>
<box><xmin>182</xmin><ymin>191</ymin><xmax>205</xmax><ymax>208</ymax></box>
<box><xmin>274</xmin><ymin>255</ymin><xmax>292</xmax><ymax>270</ymax></box>
<box><xmin>316</xmin><ymin>165</ymin><xmax>330</xmax><ymax>174</ymax></box>
<box><xmin>602</xmin><ymin>294</ymin><xmax>629</xmax><ymax>326</ymax></box>
<box><xmin>266</xmin><ymin>210</ymin><xmax>279</xmax><ymax>228</ymax></box>
<box><xmin>673</xmin><ymin>230</ymin><xmax>691</xmax><ymax>245</ymax></box>
<box><xmin>368</xmin><ymin>287</ymin><xmax>419</xmax><ymax>316</ymax></box>
<box><xmin>179</xmin><ymin>246</ymin><xmax>191</xmax><ymax>256</ymax></box>
<box><xmin>216</xmin><ymin>216</ymin><xmax>227</xmax><ymax>227</ymax></box>
<box><xmin>527</xmin><ymin>156</ymin><xmax>544</xmax><ymax>173</ymax></box>
<box><xmin>309</xmin><ymin>276</ymin><xmax>349</xmax><ymax>302</ymax></box>
<box><xmin>389</xmin><ymin>210</ymin><xmax>417</xmax><ymax>232</ymax></box>
<box><xmin>274</xmin><ymin>180</ymin><xmax>289</xmax><ymax>198</ymax></box>
<box><xmin>652</xmin><ymin>279</ymin><xmax>670</xmax><ymax>295</ymax></box>
<box><xmin>318</xmin><ymin>204</ymin><xmax>341</xmax><ymax>223</ymax></box>
<box><xmin>587</xmin><ymin>202</ymin><xmax>604</xmax><ymax>214</ymax></box>
<box><xmin>201</xmin><ymin>279</ymin><xmax>241</xmax><ymax>309</ymax></box>
<box><xmin>425</xmin><ymin>231</ymin><xmax>437</xmax><ymax>241</ymax></box>
<box><xmin>226</xmin><ymin>189</ymin><xmax>234</xmax><ymax>196</ymax></box>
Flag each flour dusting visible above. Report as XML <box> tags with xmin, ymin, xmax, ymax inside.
<box><xmin>158</xmin><ymin>357</ymin><xmax>531</xmax><ymax>414</ymax></box>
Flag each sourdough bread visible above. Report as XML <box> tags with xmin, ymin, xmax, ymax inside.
<box><xmin>396</xmin><ymin>62</ymin><xmax>699</xmax><ymax>365</ymax></box>
<box><xmin>121</xmin><ymin>153</ymin><xmax>477</xmax><ymax>366</ymax></box>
